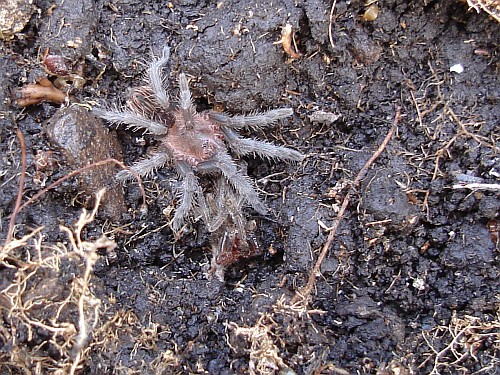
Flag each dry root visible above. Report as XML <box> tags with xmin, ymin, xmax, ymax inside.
<box><xmin>466</xmin><ymin>0</ymin><xmax>500</xmax><ymax>22</ymax></box>
<box><xmin>0</xmin><ymin>190</ymin><xmax>113</xmax><ymax>374</ymax></box>
<box><xmin>227</xmin><ymin>315</ymin><xmax>287</xmax><ymax>375</ymax></box>
<box><xmin>419</xmin><ymin>311</ymin><xmax>500</xmax><ymax>374</ymax></box>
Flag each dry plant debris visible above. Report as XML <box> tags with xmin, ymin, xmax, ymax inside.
<box><xmin>91</xmin><ymin>309</ymin><xmax>181</xmax><ymax>373</ymax></box>
<box><xmin>407</xmin><ymin>62</ymin><xmax>499</xmax><ymax>183</ymax></box>
<box><xmin>227</xmin><ymin>295</ymin><xmax>347</xmax><ymax>375</ymax></box>
<box><xmin>467</xmin><ymin>0</ymin><xmax>500</xmax><ymax>22</ymax></box>
<box><xmin>419</xmin><ymin>311</ymin><xmax>500</xmax><ymax>374</ymax></box>
<box><xmin>0</xmin><ymin>190</ymin><xmax>113</xmax><ymax>374</ymax></box>
<box><xmin>227</xmin><ymin>315</ymin><xmax>288</xmax><ymax>375</ymax></box>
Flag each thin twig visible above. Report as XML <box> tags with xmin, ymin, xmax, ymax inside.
<box><xmin>452</xmin><ymin>182</ymin><xmax>500</xmax><ymax>191</ymax></box>
<box><xmin>328</xmin><ymin>0</ymin><xmax>338</xmax><ymax>49</ymax></box>
<box><xmin>292</xmin><ymin>107</ymin><xmax>401</xmax><ymax>304</ymax></box>
<box><xmin>4</xmin><ymin>127</ymin><xmax>27</xmax><ymax>246</ymax></box>
<box><xmin>18</xmin><ymin>158</ymin><xmax>147</xmax><ymax>212</ymax></box>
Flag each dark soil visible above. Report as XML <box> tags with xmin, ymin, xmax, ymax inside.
<box><xmin>1</xmin><ymin>0</ymin><xmax>499</xmax><ymax>374</ymax></box>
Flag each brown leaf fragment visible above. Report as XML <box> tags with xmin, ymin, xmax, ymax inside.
<box><xmin>13</xmin><ymin>77</ymin><xmax>66</xmax><ymax>107</ymax></box>
<box><xmin>276</xmin><ymin>23</ymin><xmax>301</xmax><ymax>59</ymax></box>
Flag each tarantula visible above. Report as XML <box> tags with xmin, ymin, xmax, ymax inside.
<box><xmin>94</xmin><ymin>46</ymin><xmax>303</xmax><ymax>235</ymax></box>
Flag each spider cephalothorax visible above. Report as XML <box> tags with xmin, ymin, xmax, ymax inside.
<box><xmin>94</xmin><ymin>46</ymin><xmax>303</xmax><ymax>240</ymax></box>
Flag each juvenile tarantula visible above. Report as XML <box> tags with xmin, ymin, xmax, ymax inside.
<box><xmin>94</xmin><ymin>46</ymin><xmax>303</xmax><ymax>232</ymax></box>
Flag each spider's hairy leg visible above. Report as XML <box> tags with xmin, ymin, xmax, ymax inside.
<box><xmin>204</xmin><ymin>177</ymin><xmax>246</xmax><ymax>234</ymax></box>
<box><xmin>208</xmin><ymin>108</ymin><xmax>293</xmax><ymax>129</ymax></box>
<box><xmin>93</xmin><ymin>107</ymin><xmax>168</xmax><ymax>135</ymax></box>
<box><xmin>172</xmin><ymin>161</ymin><xmax>202</xmax><ymax>231</ymax></box>
<box><xmin>149</xmin><ymin>46</ymin><xmax>170</xmax><ymax>108</ymax></box>
<box><xmin>198</xmin><ymin>191</ymin><xmax>226</xmax><ymax>232</ymax></box>
<box><xmin>177</xmin><ymin>73</ymin><xmax>197</xmax><ymax>130</ymax></box>
<box><xmin>116</xmin><ymin>151</ymin><xmax>170</xmax><ymax>181</ymax></box>
<box><xmin>217</xmin><ymin>175</ymin><xmax>253</xmax><ymax>240</ymax></box>
<box><xmin>200</xmin><ymin>152</ymin><xmax>267</xmax><ymax>215</ymax></box>
<box><xmin>222</xmin><ymin>127</ymin><xmax>303</xmax><ymax>162</ymax></box>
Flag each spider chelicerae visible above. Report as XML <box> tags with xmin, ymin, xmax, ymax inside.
<box><xmin>94</xmin><ymin>46</ymin><xmax>302</xmax><ymax>275</ymax></box>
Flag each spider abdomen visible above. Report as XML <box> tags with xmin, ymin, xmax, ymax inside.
<box><xmin>165</xmin><ymin>112</ymin><xmax>224</xmax><ymax>166</ymax></box>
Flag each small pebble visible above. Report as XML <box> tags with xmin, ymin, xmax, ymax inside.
<box><xmin>449</xmin><ymin>63</ymin><xmax>464</xmax><ymax>74</ymax></box>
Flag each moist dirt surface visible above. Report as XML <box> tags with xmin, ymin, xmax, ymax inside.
<box><xmin>1</xmin><ymin>0</ymin><xmax>499</xmax><ymax>374</ymax></box>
